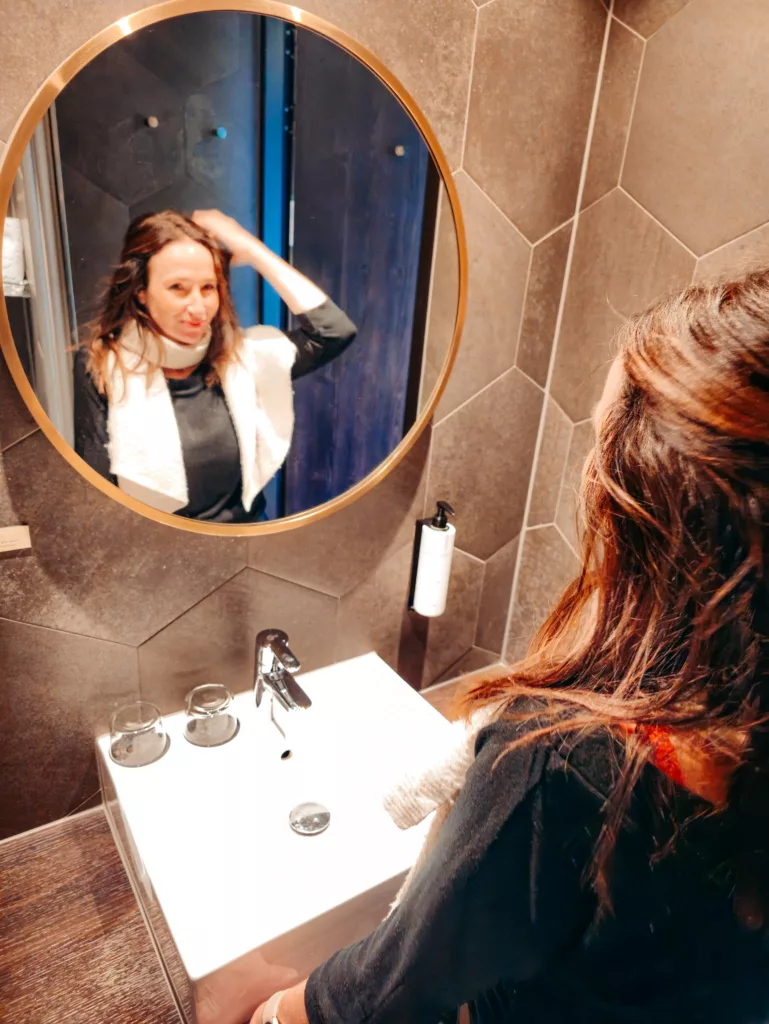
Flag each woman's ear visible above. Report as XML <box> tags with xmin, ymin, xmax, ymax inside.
<box><xmin>137</xmin><ymin>288</ymin><xmax>147</xmax><ymax>308</ymax></box>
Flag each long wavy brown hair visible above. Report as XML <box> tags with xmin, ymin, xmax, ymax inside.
<box><xmin>463</xmin><ymin>271</ymin><xmax>769</xmax><ymax>924</ymax></box>
<box><xmin>84</xmin><ymin>211</ymin><xmax>242</xmax><ymax>396</ymax></box>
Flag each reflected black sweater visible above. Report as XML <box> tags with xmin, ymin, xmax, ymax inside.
<box><xmin>306</xmin><ymin>713</ymin><xmax>769</xmax><ymax>1024</ymax></box>
<box><xmin>73</xmin><ymin>299</ymin><xmax>356</xmax><ymax>522</ymax></box>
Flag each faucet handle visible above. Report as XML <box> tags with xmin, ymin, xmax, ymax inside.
<box><xmin>256</xmin><ymin>628</ymin><xmax>301</xmax><ymax>673</ymax></box>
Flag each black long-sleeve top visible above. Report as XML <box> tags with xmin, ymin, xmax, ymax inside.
<box><xmin>73</xmin><ymin>299</ymin><xmax>356</xmax><ymax>522</ymax></box>
<box><xmin>306</xmin><ymin>709</ymin><xmax>769</xmax><ymax>1024</ymax></box>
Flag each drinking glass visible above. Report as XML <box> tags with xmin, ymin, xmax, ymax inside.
<box><xmin>184</xmin><ymin>683</ymin><xmax>239</xmax><ymax>748</ymax></box>
<box><xmin>110</xmin><ymin>701</ymin><xmax>168</xmax><ymax>767</ymax></box>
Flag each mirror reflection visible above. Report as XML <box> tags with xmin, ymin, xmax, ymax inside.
<box><xmin>2</xmin><ymin>11</ymin><xmax>459</xmax><ymax>524</ymax></box>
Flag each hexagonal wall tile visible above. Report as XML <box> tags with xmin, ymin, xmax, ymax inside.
<box><xmin>0</xmin><ymin>617</ymin><xmax>139</xmax><ymax>838</ymax></box>
<box><xmin>436</xmin><ymin>647</ymin><xmax>500</xmax><ymax>686</ymax></box>
<box><xmin>475</xmin><ymin>534</ymin><xmax>519</xmax><ymax>655</ymax></box>
<box><xmin>623</xmin><ymin>0</ymin><xmax>769</xmax><ymax>255</ymax></box>
<box><xmin>0</xmin><ymin>352</ymin><xmax>36</xmax><ymax>453</ymax></box>
<box><xmin>248</xmin><ymin>428</ymin><xmax>429</xmax><ymax>598</ymax></box>
<box><xmin>60</xmin><ymin>111</ymin><xmax>185</xmax><ymax>208</ymax></box>
<box><xmin>129</xmin><ymin>176</ymin><xmax>217</xmax><ymax>223</ymax></box>
<box><xmin>296</xmin><ymin>0</ymin><xmax>477</xmax><ymax>171</ymax></box>
<box><xmin>505</xmin><ymin>525</ymin><xmax>579</xmax><ymax>663</ymax></box>
<box><xmin>614</xmin><ymin>0</ymin><xmax>694</xmax><ymax>37</ymax></box>
<box><xmin>582</xmin><ymin>17</ymin><xmax>644</xmax><ymax>210</ymax></box>
<box><xmin>55</xmin><ymin>45</ymin><xmax>181</xmax><ymax>132</ymax></box>
<box><xmin>555</xmin><ymin>420</ymin><xmax>595</xmax><ymax>551</ymax></box>
<box><xmin>0</xmin><ymin>431</ymin><xmax>247</xmax><ymax>646</ymax></box>
<box><xmin>551</xmin><ymin>189</ymin><xmax>695</xmax><ymax>422</ymax></box>
<box><xmin>55</xmin><ymin>42</ymin><xmax>185</xmax><ymax>208</ymax></box>
<box><xmin>464</xmin><ymin>0</ymin><xmax>606</xmax><ymax>241</ymax></box>
<box><xmin>124</xmin><ymin>12</ymin><xmax>242</xmax><ymax>92</ymax></box>
<box><xmin>434</xmin><ymin>171</ymin><xmax>530</xmax><ymax>422</ymax></box>
<box><xmin>337</xmin><ymin>542</ymin><xmax>413</xmax><ymax>670</ymax></box>
<box><xmin>515</xmin><ymin>220</ymin><xmax>573</xmax><ymax>387</ymax></box>
<box><xmin>695</xmin><ymin>222</ymin><xmax>769</xmax><ymax>284</ymax></box>
<box><xmin>0</xmin><ymin>0</ymin><xmax>140</xmax><ymax>139</ymax></box>
<box><xmin>528</xmin><ymin>399</ymin><xmax>573</xmax><ymax>527</ymax></box>
<box><xmin>61</xmin><ymin>164</ymin><xmax>130</xmax><ymax>327</ymax></box>
<box><xmin>427</xmin><ymin>368</ymin><xmax>544</xmax><ymax>561</ymax></box>
<box><xmin>138</xmin><ymin>567</ymin><xmax>338</xmax><ymax>714</ymax></box>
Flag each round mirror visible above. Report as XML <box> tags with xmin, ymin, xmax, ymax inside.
<box><xmin>0</xmin><ymin>2</ymin><xmax>465</xmax><ymax>534</ymax></box>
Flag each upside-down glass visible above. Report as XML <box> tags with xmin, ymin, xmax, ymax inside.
<box><xmin>184</xmin><ymin>684</ymin><xmax>239</xmax><ymax>748</ymax></box>
<box><xmin>110</xmin><ymin>701</ymin><xmax>168</xmax><ymax>767</ymax></box>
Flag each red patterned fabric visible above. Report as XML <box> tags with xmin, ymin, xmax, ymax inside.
<box><xmin>640</xmin><ymin>725</ymin><xmax>686</xmax><ymax>788</ymax></box>
<box><xmin>620</xmin><ymin>722</ymin><xmax>686</xmax><ymax>788</ymax></box>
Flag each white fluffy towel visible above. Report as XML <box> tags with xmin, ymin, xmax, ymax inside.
<box><xmin>382</xmin><ymin>706</ymin><xmax>497</xmax><ymax>830</ymax></box>
<box><xmin>105</xmin><ymin>320</ymin><xmax>297</xmax><ymax>514</ymax></box>
<box><xmin>382</xmin><ymin>703</ymin><xmax>500</xmax><ymax>913</ymax></box>
<box><xmin>2</xmin><ymin>217</ymin><xmax>25</xmax><ymax>290</ymax></box>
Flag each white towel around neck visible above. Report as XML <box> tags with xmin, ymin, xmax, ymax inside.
<box><xmin>105</xmin><ymin>320</ymin><xmax>297</xmax><ymax>514</ymax></box>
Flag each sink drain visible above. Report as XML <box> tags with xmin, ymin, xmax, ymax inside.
<box><xmin>289</xmin><ymin>802</ymin><xmax>331</xmax><ymax>836</ymax></box>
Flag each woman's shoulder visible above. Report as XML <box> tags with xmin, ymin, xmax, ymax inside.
<box><xmin>473</xmin><ymin>697</ymin><xmax>618</xmax><ymax>802</ymax></box>
<box><xmin>73</xmin><ymin>346</ymin><xmax>103</xmax><ymax>395</ymax></box>
<box><xmin>72</xmin><ymin>346</ymin><xmax>110</xmax><ymax>422</ymax></box>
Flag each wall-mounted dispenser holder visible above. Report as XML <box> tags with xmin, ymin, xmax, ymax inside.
<box><xmin>408</xmin><ymin>500</ymin><xmax>456</xmax><ymax>618</ymax></box>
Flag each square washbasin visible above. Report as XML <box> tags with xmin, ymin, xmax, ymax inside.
<box><xmin>96</xmin><ymin>652</ymin><xmax>454</xmax><ymax>1024</ymax></box>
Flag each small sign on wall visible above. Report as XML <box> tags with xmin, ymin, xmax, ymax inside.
<box><xmin>0</xmin><ymin>525</ymin><xmax>31</xmax><ymax>558</ymax></box>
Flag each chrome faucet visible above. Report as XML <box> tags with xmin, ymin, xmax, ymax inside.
<box><xmin>254</xmin><ymin>629</ymin><xmax>312</xmax><ymax>713</ymax></box>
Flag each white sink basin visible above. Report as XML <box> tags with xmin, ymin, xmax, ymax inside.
<box><xmin>96</xmin><ymin>652</ymin><xmax>453</xmax><ymax>1024</ymax></box>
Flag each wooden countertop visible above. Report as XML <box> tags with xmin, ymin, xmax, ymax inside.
<box><xmin>0</xmin><ymin>681</ymin><xmax>460</xmax><ymax>1024</ymax></box>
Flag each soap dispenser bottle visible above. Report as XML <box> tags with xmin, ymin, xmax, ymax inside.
<box><xmin>411</xmin><ymin>500</ymin><xmax>456</xmax><ymax>617</ymax></box>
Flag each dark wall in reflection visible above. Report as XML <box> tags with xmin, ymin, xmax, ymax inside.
<box><xmin>286</xmin><ymin>29</ymin><xmax>435</xmax><ymax>514</ymax></box>
<box><xmin>55</xmin><ymin>11</ymin><xmax>262</xmax><ymax>332</ymax></box>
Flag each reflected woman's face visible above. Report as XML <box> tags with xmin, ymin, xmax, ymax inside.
<box><xmin>139</xmin><ymin>240</ymin><xmax>220</xmax><ymax>346</ymax></box>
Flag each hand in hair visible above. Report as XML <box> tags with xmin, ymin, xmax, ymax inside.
<box><xmin>192</xmin><ymin>209</ymin><xmax>254</xmax><ymax>264</ymax></box>
<box><xmin>193</xmin><ymin>209</ymin><xmax>328</xmax><ymax>316</ymax></box>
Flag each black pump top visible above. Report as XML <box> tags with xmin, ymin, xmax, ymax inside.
<box><xmin>430</xmin><ymin>500</ymin><xmax>456</xmax><ymax>530</ymax></box>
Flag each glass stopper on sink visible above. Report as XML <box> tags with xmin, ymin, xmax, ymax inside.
<box><xmin>289</xmin><ymin>802</ymin><xmax>331</xmax><ymax>836</ymax></box>
<box><xmin>184</xmin><ymin>684</ymin><xmax>239</xmax><ymax>748</ymax></box>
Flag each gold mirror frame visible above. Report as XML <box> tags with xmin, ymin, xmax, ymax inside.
<box><xmin>0</xmin><ymin>0</ymin><xmax>467</xmax><ymax>536</ymax></box>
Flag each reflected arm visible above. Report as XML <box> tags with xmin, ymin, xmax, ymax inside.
<box><xmin>191</xmin><ymin>210</ymin><xmax>359</xmax><ymax>379</ymax></box>
<box><xmin>192</xmin><ymin>210</ymin><xmax>328</xmax><ymax>315</ymax></box>
<box><xmin>238</xmin><ymin>235</ymin><xmax>327</xmax><ymax>315</ymax></box>
<box><xmin>288</xmin><ymin>299</ymin><xmax>358</xmax><ymax>380</ymax></box>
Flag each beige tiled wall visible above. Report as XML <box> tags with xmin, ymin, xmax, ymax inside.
<box><xmin>0</xmin><ymin>0</ymin><xmax>608</xmax><ymax>838</ymax></box>
<box><xmin>506</xmin><ymin>0</ymin><xmax>769</xmax><ymax>660</ymax></box>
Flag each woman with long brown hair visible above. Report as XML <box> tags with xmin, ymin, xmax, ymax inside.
<box><xmin>252</xmin><ymin>271</ymin><xmax>769</xmax><ymax>1023</ymax></box>
<box><xmin>74</xmin><ymin>209</ymin><xmax>356</xmax><ymax>521</ymax></box>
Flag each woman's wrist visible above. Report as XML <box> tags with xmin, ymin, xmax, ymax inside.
<box><xmin>241</xmin><ymin>238</ymin><xmax>326</xmax><ymax>314</ymax></box>
<box><xmin>260</xmin><ymin>988</ymin><xmax>285</xmax><ymax>1022</ymax></box>
<box><xmin>254</xmin><ymin>980</ymin><xmax>309</xmax><ymax>1024</ymax></box>
<box><xmin>241</xmin><ymin>234</ymin><xmax>274</xmax><ymax>270</ymax></box>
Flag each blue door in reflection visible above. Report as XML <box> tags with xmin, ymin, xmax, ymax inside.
<box><xmin>263</xmin><ymin>21</ymin><xmax>436</xmax><ymax>519</ymax></box>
